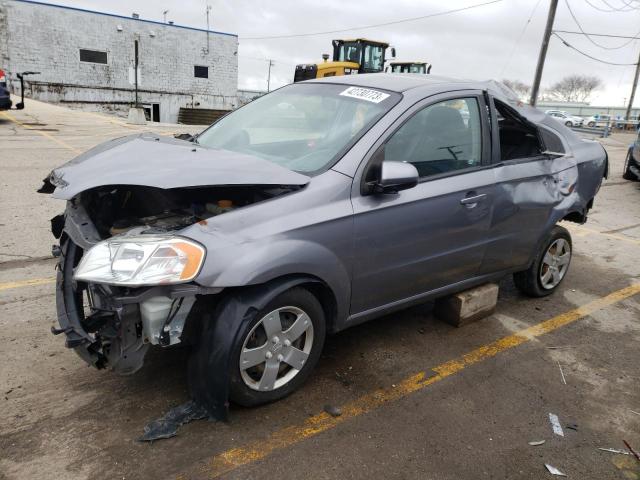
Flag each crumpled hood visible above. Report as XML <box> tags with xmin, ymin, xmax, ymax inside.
<box><xmin>41</xmin><ymin>133</ymin><xmax>310</xmax><ymax>199</ymax></box>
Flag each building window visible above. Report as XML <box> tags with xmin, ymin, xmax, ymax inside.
<box><xmin>79</xmin><ymin>49</ymin><xmax>107</xmax><ymax>64</ymax></box>
<box><xmin>194</xmin><ymin>65</ymin><xmax>209</xmax><ymax>78</ymax></box>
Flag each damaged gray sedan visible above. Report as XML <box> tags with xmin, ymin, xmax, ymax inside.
<box><xmin>40</xmin><ymin>75</ymin><xmax>607</xmax><ymax>419</ymax></box>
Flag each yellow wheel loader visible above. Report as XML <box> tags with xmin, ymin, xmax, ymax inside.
<box><xmin>294</xmin><ymin>39</ymin><xmax>394</xmax><ymax>82</ymax></box>
<box><xmin>386</xmin><ymin>61</ymin><xmax>432</xmax><ymax>74</ymax></box>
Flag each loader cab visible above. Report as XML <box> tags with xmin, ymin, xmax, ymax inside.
<box><xmin>387</xmin><ymin>62</ymin><xmax>432</xmax><ymax>74</ymax></box>
<box><xmin>332</xmin><ymin>39</ymin><xmax>390</xmax><ymax>74</ymax></box>
<box><xmin>294</xmin><ymin>38</ymin><xmax>392</xmax><ymax>83</ymax></box>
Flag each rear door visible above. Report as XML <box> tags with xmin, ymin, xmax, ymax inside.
<box><xmin>350</xmin><ymin>92</ymin><xmax>495</xmax><ymax>314</ymax></box>
<box><xmin>480</xmin><ymin>97</ymin><xmax>560</xmax><ymax>273</ymax></box>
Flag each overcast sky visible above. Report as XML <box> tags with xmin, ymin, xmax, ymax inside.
<box><xmin>38</xmin><ymin>0</ymin><xmax>640</xmax><ymax>107</ymax></box>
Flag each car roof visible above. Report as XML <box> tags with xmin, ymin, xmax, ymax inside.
<box><xmin>305</xmin><ymin>73</ymin><xmax>479</xmax><ymax>93</ymax></box>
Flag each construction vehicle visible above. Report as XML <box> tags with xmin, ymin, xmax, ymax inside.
<box><xmin>294</xmin><ymin>39</ymin><xmax>395</xmax><ymax>82</ymax></box>
<box><xmin>386</xmin><ymin>61</ymin><xmax>432</xmax><ymax>74</ymax></box>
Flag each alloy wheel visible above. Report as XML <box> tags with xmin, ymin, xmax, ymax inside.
<box><xmin>539</xmin><ymin>238</ymin><xmax>571</xmax><ymax>290</ymax></box>
<box><xmin>239</xmin><ymin>306</ymin><xmax>314</xmax><ymax>391</ymax></box>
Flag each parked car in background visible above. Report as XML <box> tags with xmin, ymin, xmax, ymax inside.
<box><xmin>40</xmin><ymin>75</ymin><xmax>608</xmax><ymax>419</ymax></box>
<box><xmin>586</xmin><ymin>114</ymin><xmax>612</xmax><ymax>127</ymax></box>
<box><xmin>545</xmin><ymin>110</ymin><xmax>584</xmax><ymax>127</ymax></box>
<box><xmin>623</xmin><ymin>128</ymin><xmax>640</xmax><ymax>181</ymax></box>
<box><xmin>0</xmin><ymin>69</ymin><xmax>12</xmax><ymax>111</ymax></box>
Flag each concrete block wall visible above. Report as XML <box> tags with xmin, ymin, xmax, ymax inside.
<box><xmin>0</xmin><ymin>0</ymin><xmax>239</xmax><ymax>122</ymax></box>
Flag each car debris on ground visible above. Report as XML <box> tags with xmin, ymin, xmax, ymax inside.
<box><xmin>549</xmin><ymin>413</ymin><xmax>564</xmax><ymax>437</ymax></box>
<box><xmin>544</xmin><ymin>464</ymin><xmax>567</xmax><ymax>476</ymax></box>
<box><xmin>528</xmin><ymin>440</ymin><xmax>546</xmax><ymax>446</ymax></box>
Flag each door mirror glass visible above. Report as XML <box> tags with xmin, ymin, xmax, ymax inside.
<box><xmin>375</xmin><ymin>161</ymin><xmax>418</xmax><ymax>194</ymax></box>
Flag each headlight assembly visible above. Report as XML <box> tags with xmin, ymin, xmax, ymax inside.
<box><xmin>74</xmin><ymin>236</ymin><xmax>205</xmax><ymax>286</ymax></box>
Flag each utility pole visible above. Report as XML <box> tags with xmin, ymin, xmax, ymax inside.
<box><xmin>267</xmin><ymin>59</ymin><xmax>274</xmax><ymax>92</ymax></box>
<box><xmin>530</xmin><ymin>0</ymin><xmax>558</xmax><ymax>106</ymax></box>
<box><xmin>163</xmin><ymin>9</ymin><xmax>169</xmax><ymax>23</ymax></box>
<box><xmin>134</xmin><ymin>39</ymin><xmax>139</xmax><ymax>107</ymax></box>
<box><xmin>625</xmin><ymin>48</ymin><xmax>640</xmax><ymax>121</ymax></box>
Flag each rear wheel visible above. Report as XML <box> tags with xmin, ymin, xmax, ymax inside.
<box><xmin>514</xmin><ymin>226</ymin><xmax>572</xmax><ymax>297</ymax></box>
<box><xmin>565</xmin><ymin>121</ymin><xmax>573</xmax><ymax>127</ymax></box>
<box><xmin>623</xmin><ymin>151</ymin><xmax>639</xmax><ymax>181</ymax></box>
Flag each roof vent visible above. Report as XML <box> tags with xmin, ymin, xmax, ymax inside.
<box><xmin>132</xmin><ymin>12</ymin><xmax>140</xmax><ymax>19</ymax></box>
<box><xmin>116</xmin><ymin>24</ymin><xmax>123</xmax><ymax>31</ymax></box>
<box><xmin>168</xmin><ymin>21</ymin><xmax>174</xmax><ymax>25</ymax></box>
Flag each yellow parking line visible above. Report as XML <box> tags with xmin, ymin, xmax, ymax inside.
<box><xmin>0</xmin><ymin>111</ymin><xmax>82</xmax><ymax>154</ymax></box>
<box><xmin>0</xmin><ymin>277</ymin><xmax>55</xmax><ymax>291</ymax></box>
<box><xmin>568</xmin><ymin>224</ymin><xmax>640</xmax><ymax>246</ymax></box>
<box><xmin>195</xmin><ymin>283</ymin><xmax>640</xmax><ymax>479</ymax></box>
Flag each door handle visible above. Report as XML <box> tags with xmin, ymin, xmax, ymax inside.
<box><xmin>460</xmin><ymin>193</ymin><xmax>487</xmax><ymax>206</ymax></box>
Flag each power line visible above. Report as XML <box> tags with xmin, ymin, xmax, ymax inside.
<box><xmin>500</xmin><ymin>0</ymin><xmax>543</xmax><ymax>76</ymax></box>
<box><xmin>552</xmin><ymin>32</ymin><xmax>640</xmax><ymax>65</ymax></box>
<box><xmin>564</xmin><ymin>0</ymin><xmax>640</xmax><ymax>49</ymax></box>
<box><xmin>239</xmin><ymin>0</ymin><xmax>502</xmax><ymax>40</ymax></box>
<box><xmin>553</xmin><ymin>29</ymin><xmax>640</xmax><ymax>39</ymax></box>
<box><xmin>601</xmin><ymin>0</ymin><xmax>640</xmax><ymax>11</ymax></box>
<box><xmin>585</xmin><ymin>0</ymin><xmax>640</xmax><ymax>11</ymax></box>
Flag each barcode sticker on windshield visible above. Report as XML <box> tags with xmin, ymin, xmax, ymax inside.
<box><xmin>339</xmin><ymin>87</ymin><xmax>390</xmax><ymax>103</ymax></box>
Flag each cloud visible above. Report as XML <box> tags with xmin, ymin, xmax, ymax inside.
<box><xmin>32</xmin><ymin>0</ymin><xmax>640</xmax><ymax>106</ymax></box>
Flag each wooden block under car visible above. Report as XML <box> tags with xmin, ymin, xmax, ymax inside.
<box><xmin>434</xmin><ymin>283</ymin><xmax>499</xmax><ymax>327</ymax></box>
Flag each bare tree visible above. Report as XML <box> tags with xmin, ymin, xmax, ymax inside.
<box><xmin>502</xmin><ymin>79</ymin><xmax>531</xmax><ymax>101</ymax></box>
<box><xmin>546</xmin><ymin>75</ymin><xmax>602</xmax><ymax>103</ymax></box>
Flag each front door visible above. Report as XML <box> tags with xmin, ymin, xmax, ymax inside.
<box><xmin>350</xmin><ymin>94</ymin><xmax>495</xmax><ymax>314</ymax></box>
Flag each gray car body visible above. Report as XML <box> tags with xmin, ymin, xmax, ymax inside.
<box><xmin>48</xmin><ymin>74</ymin><xmax>607</xmax><ymax>336</ymax></box>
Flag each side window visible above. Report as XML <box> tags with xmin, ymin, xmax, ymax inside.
<box><xmin>382</xmin><ymin>97</ymin><xmax>482</xmax><ymax>178</ymax></box>
<box><xmin>540</xmin><ymin>128</ymin><xmax>565</xmax><ymax>154</ymax></box>
<box><xmin>494</xmin><ymin>100</ymin><xmax>543</xmax><ymax>161</ymax></box>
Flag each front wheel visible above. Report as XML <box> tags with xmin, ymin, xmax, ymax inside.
<box><xmin>228</xmin><ymin>288</ymin><xmax>326</xmax><ymax>407</ymax></box>
<box><xmin>514</xmin><ymin>226</ymin><xmax>572</xmax><ymax>297</ymax></box>
<box><xmin>587</xmin><ymin>121</ymin><xmax>595</xmax><ymax>127</ymax></box>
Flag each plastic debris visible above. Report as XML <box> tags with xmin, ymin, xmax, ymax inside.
<box><xmin>630</xmin><ymin>410</ymin><xmax>640</xmax><ymax>416</ymax></box>
<box><xmin>557</xmin><ymin>361</ymin><xmax>567</xmax><ymax>385</ymax></box>
<box><xmin>545</xmin><ymin>464</ymin><xmax>566</xmax><ymax>476</ymax></box>
<box><xmin>549</xmin><ymin>413</ymin><xmax>564</xmax><ymax>437</ymax></box>
<box><xmin>324</xmin><ymin>405</ymin><xmax>342</xmax><ymax>417</ymax></box>
<box><xmin>529</xmin><ymin>440</ymin><xmax>546</xmax><ymax>446</ymax></box>
<box><xmin>138</xmin><ymin>399</ymin><xmax>209</xmax><ymax>442</ymax></box>
<box><xmin>598</xmin><ymin>447</ymin><xmax>631</xmax><ymax>455</ymax></box>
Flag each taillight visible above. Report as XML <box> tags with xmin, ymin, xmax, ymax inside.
<box><xmin>0</xmin><ymin>69</ymin><xmax>5</xmax><ymax>82</ymax></box>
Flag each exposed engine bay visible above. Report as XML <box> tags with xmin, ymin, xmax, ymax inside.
<box><xmin>53</xmin><ymin>183</ymin><xmax>300</xmax><ymax>375</ymax></box>
<box><xmin>80</xmin><ymin>184</ymin><xmax>298</xmax><ymax>239</ymax></box>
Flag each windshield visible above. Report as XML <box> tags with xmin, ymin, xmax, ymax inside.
<box><xmin>197</xmin><ymin>83</ymin><xmax>400</xmax><ymax>174</ymax></box>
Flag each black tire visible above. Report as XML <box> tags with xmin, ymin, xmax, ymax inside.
<box><xmin>623</xmin><ymin>151</ymin><xmax>639</xmax><ymax>181</ymax></box>
<box><xmin>587</xmin><ymin>121</ymin><xmax>595</xmax><ymax>127</ymax></box>
<box><xmin>565</xmin><ymin>121</ymin><xmax>572</xmax><ymax>127</ymax></box>
<box><xmin>228</xmin><ymin>288</ymin><xmax>326</xmax><ymax>407</ymax></box>
<box><xmin>514</xmin><ymin>226</ymin><xmax>572</xmax><ymax>297</ymax></box>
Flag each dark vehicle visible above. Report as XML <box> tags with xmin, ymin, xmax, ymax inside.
<box><xmin>623</xmin><ymin>128</ymin><xmax>640</xmax><ymax>181</ymax></box>
<box><xmin>0</xmin><ymin>69</ymin><xmax>12</xmax><ymax>111</ymax></box>
<box><xmin>39</xmin><ymin>75</ymin><xmax>607</xmax><ymax>419</ymax></box>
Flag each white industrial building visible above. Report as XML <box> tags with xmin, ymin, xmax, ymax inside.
<box><xmin>0</xmin><ymin>0</ymin><xmax>239</xmax><ymax>123</ymax></box>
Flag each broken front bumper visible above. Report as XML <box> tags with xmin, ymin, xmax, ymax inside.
<box><xmin>54</xmin><ymin>238</ymin><xmax>213</xmax><ymax>374</ymax></box>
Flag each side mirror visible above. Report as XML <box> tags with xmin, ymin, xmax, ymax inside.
<box><xmin>374</xmin><ymin>161</ymin><xmax>418</xmax><ymax>194</ymax></box>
